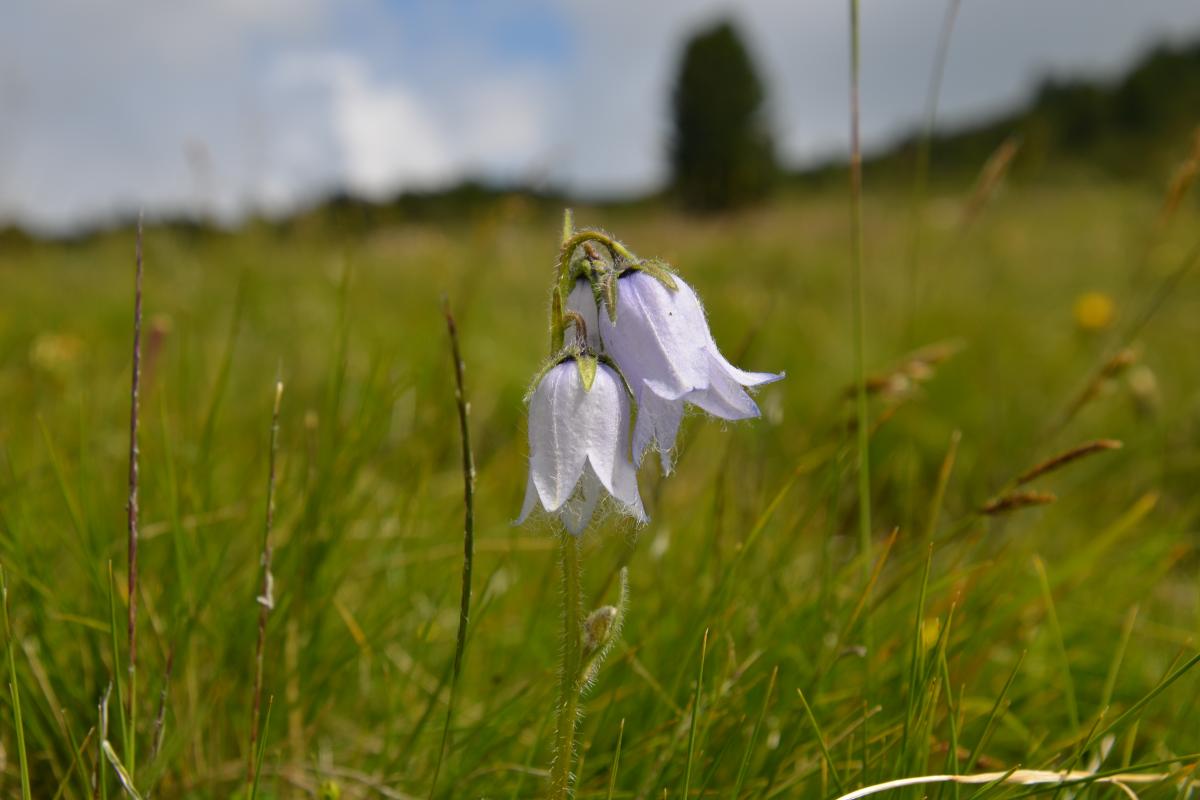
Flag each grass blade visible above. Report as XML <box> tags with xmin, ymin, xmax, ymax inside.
<box><xmin>1033</xmin><ymin>556</ymin><xmax>1079</xmax><ymax>734</ymax></box>
<box><xmin>606</xmin><ymin>718</ymin><xmax>625</xmax><ymax>800</ymax></box>
<box><xmin>250</xmin><ymin>695</ymin><xmax>275</xmax><ymax>800</ymax></box>
<box><xmin>1101</xmin><ymin>605</ymin><xmax>1139</xmax><ymax>710</ymax></box>
<box><xmin>2</xmin><ymin>567</ymin><xmax>32</xmax><ymax>800</ymax></box>
<box><xmin>965</xmin><ymin>650</ymin><xmax>1025</xmax><ymax>773</ymax></box>
<box><xmin>683</xmin><ymin>628</ymin><xmax>709</xmax><ymax>798</ymax></box>
<box><xmin>102</xmin><ymin>739</ymin><xmax>145</xmax><ymax>800</ymax></box>
<box><xmin>797</xmin><ymin>686</ymin><xmax>845</xmax><ymax>794</ymax></box>
<box><xmin>732</xmin><ymin>666</ymin><xmax>777</xmax><ymax>799</ymax></box>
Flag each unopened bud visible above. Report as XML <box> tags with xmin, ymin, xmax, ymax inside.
<box><xmin>583</xmin><ymin>605</ymin><xmax>618</xmax><ymax>656</ymax></box>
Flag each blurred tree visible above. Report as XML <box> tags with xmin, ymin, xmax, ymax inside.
<box><xmin>670</xmin><ymin>20</ymin><xmax>776</xmax><ymax>211</ymax></box>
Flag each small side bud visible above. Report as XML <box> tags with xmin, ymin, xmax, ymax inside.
<box><xmin>561</xmin><ymin>207</ymin><xmax>574</xmax><ymax>244</ymax></box>
<box><xmin>582</xmin><ymin>605</ymin><xmax>618</xmax><ymax>657</ymax></box>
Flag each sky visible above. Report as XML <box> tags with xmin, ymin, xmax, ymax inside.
<box><xmin>2</xmin><ymin>1</ymin><xmax>1199</xmax><ymax>233</ymax></box>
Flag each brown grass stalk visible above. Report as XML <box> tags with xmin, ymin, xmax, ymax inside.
<box><xmin>962</xmin><ymin>136</ymin><xmax>1021</xmax><ymax>227</ymax></box>
<box><xmin>980</xmin><ymin>490</ymin><xmax>1057</xmax><ymax>516</ymax></box>
<box><xmin>1156</xmin><ymin>125</ymin><xmax>1200</xmax><ymax>233</ymax></box>
<box><xmin>1016</xmin><ymin>439</ymin><xmax>1123</xmax><ymax>486</ymax></box>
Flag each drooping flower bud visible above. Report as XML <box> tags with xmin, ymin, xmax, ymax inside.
<box><xmin>567</xmin><ymin>270</ymin><xmax>782</xmax><ymax>473</ymax></box>
<box><xmin>517</xmin><ymin>358</ymin><xmax>646</xmax><ymax>534</ymax></box>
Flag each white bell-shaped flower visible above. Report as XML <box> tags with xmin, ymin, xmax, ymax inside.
<box><xmin>517</xmin><ymin>358</ymin><xmax>646</xmax><ymax>535</ymax></box>
<box><xmin>568</xmin><ymin>271</ymin><xmax>782</xmax><ymax>472</ymax></box>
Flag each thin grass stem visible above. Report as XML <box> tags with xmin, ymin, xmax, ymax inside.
<box><xmin>429</xmin><ymin>300</ymin><xmax>477</xmax><ymax>798</ymax></box>
<box><xmin>248</xmin><ymin>377</ymin><xmax>283</xmax><ymax>788</ymax></box>
<box><xmin>125</xmin><ymin>213</ymin><xmax>144</xmax><ymax>782</ymax></box>
<box><xmin>847</xmin><ymin>0</ymin><xmax>871</xmax><ymax>585</ymax></box>
<box><xmin>847</xmin><ymin>11</ymin><xmax>874</xmax><ymax>774</ymax></box>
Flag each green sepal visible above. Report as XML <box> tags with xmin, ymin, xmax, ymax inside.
<box><xmin>630</xmin><ymin>258</ymin><xmax>679</xmax><ymax>292</ymax></box>
<box><xmin>550</xmin><ymin>286</ymin><xmax>565</xmax><ymax>352</ymax></box>
<box><xmin>603</xmin><ymin>270</ymin><xmax>619</xmax><ymax>324</ymax></box>
<box><xmin>576</xmin><ymin>354</ymin><xmax>598</xmax><ymax>392</ymax></box>
<box><xmin>525</xmin><ymin>354</ymin><xmax>564</xmax><ymax>402</ymax></box>
<box><xmin>557</xmin><ymin>229</ymin><xmax>635</xmax><ymax>285</ymax></box>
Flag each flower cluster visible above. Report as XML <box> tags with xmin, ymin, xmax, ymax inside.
<box><xmin>518</xmin><ymin>216</ymin><xmax>783</xmax><ymax>535</ymax></box>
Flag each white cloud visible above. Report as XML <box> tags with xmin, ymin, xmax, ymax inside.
<box><xmin>267</xmin><ymin>53</ymin><xmax>454</xmax><ymax>200</ymax></box>
<box><xmin>1</xmin><ymin>0</ymin><xmax>1198</xmax><ymax>231</ymax></box>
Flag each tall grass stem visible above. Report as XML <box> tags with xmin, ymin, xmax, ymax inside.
<box><xmin>126</xmin><ymin>212</ymin><xmax>144</xmax><ymax>781</ymax></box>
<box><xmin>429</xmin><ymin>300</ymin><xmax>477</xmax><ymax>798</ymax></box>
<box><xmin>248</xmin><ymin>377</ymin><xmax>284</xmax><ymax>787</ymax></box>
<box><xmin>847</xmin><ymin>0</ymin><xmax>872</xmax><ymax>582</ymax></box>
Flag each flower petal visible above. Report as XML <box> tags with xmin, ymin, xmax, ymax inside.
<box><xmin>529</xmin><ymin>363</ymin><xmax>589</xmax><ymax>512</ymax></box>
<box><xmin>708</xmin><ymin>347</ymin><xmax>785</xmax><ymax>388</ymax></box>
<box><xmin>559</xmin><ymin>464</ymin><xmax>604</xmax><ymax>536</ymax></box>
<box><xmin>634</xmin><ymin>388</ymin><xmax>685</xmax><ymax>473</ymax></box>
<box><xmin>687</xmin><ymin>355</ymin><xmax>762</xmax><ymax>420</ymax></box>
<box><xmin>515</xmin><ymin>470</ymin><xmax>541</xmax><ymax>525</ymax></box>
<box><xmin>578</xmin><ymin>364</ymin><xmax>623</xmax><ymax>497</ymax></box>
<box><xmin>600</xmin><ymin>272</ymin><xmax>710</xmax><ymax>397</ymax></box>
<box><xmin>609</xmin><ymin>381</ymin><xmax>647</xmax><ymax>520</ymax></box>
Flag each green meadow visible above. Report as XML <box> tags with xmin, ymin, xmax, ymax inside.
<box><xmin>1</xmin><ymin>175</ymin><xmax>1198</xmax><ymax>797</ymax></box>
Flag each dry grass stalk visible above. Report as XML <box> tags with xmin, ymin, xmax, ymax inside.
<box><xmin>962</xmin><ymin>136</ymin><xmax>1021</xmax><ymax>227</ymax></box>
<box><xmin>981</xmin><ymin>490</ymin><xmax>1057</xmax><ymax>516</ymax></box>
<box><xmin>1156</xmin><ymin>125</ymin><xmax>1200</xmax><ymax>233</ymax></box>
<box><xmin>1016</xmin><ymin>439</ymin><xmax>1123</xmax><ymax>486</ymax></box>
<box><xmin>1060</xmin><ymin>347</ymin><xmax>1140</xmax><ymax>428</ymax></box>
<box><xmin>832</xmin><ymin>767</ymin><xmax>1178</xmax><ymax>800</ymax></box>
<box><xmin>849</xmin><ymin>339</ymin><xmax>965</xmax><ymax>401</ymax></box>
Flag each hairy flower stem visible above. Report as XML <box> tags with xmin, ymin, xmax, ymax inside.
<box><xmin>550</xmin><ymin>533</ymin><xmax>584</xmax><ymax>799</ymax></box>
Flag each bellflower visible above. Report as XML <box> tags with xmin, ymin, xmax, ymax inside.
<box><xmin>567</xmin><ymin>269</ymin><xmax>782</xmax><ymax>472</ymax></box>
<box><xmin>517</xmin><ymin>357</ymin><xmax>645</xmax><ymax>535</ymax></box>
